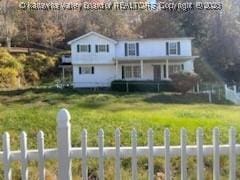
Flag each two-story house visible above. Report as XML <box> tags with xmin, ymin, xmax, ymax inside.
<box><xmin>66</xmin><ymin>31</ymin><xmax>198</xmax><ymax>88</ymax></box>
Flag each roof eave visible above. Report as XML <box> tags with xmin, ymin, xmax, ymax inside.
<box><xmin>67</xmin><ymin>31</ymin><xmax>117</xmax><ymax>45</ymax></box>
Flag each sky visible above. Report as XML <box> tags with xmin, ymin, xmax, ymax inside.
<box><xmin>148</xmin><ymin>0</ymin><xmax>156</xmax><ymax>4</ymax></box>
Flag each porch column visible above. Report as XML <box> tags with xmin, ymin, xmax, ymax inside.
<box><xmin>166</xmin><ymin>59</ymin><xmax>169</xmax><ymax>79</ymax></box>
<box><xmin>115</xmin><ymin>60</ymin><xmax>118</xmax><ymax>79</ymax></box>
<box><xmin>140</xmin><ymin>60</ymin><xmax>143</xmax><ymax>79</ymax></box>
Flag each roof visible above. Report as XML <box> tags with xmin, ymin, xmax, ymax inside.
<box><xmin>117</xmin><ymin>37</ymin><xmax>194</xmax><ymax>41</ymax></box>
<box><xmin>67</xmin><ymin>31</ymin><xmax>194</xmax><ymax>45</ymax></box>
<box><xmin>67</xmin><ymin>32</ymin><xmax>118</xmax><ymax>45</ymax></box>
<box><xmin>114</xmin><ymin>56</ymin><xmax>199</xmax><ymax>61</ymax></box>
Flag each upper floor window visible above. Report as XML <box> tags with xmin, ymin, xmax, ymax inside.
<box><xmin>125</xmin><ymin>43</ymin><xmax>139</xmax><ymax>56</ymax></box>
<box><xmin>166</xmin><ymin>42</ymin><xmax>181</xmax><ymax>55</ymax></box>
<box><xmin>95</xmin><ymin>44</ymin><xmax>109</xmax><ymax>53</ymax></box>
<box><xmin>169</xmin><ymin>42</ymin><xmax>177</xmax><ymax>55</ymax></box>
<box><xmin>77</xmin><ymin>44</ymin><xmax>91</xmax><ymax>53</ymax></box>
<box><xmin>128</xmin><ymin>43</ymin><xmax>136</xmax><ymax>56</ymax></box>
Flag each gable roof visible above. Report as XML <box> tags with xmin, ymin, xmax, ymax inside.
<box><xmin>117</xmin><ymin>37</ymin><xmax>194</xmax><ymax>41</ymax></box>
<box><xmin>67</xmin><ymin>31</ymin><xmax>117</xmax><ymax>45</ymax></box>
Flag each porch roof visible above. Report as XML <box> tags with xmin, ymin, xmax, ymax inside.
<box><xmin>114</xmin><ymin>56</ymin><xmax>198</xmax><ymax>62</ymax></box>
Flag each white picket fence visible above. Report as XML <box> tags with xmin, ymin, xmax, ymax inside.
<box><xmin>225</xmin><ymin>84</ymin><xmax>240</xmax><ymax>105</ymax></box>
<box><xmin>0</xmin><ymin>109</ymin><xmax>239</xmax><ymax>180</ymax></box>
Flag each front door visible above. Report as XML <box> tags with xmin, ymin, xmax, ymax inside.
<box><xmin>153</xmin><ymin>65</ymin><xmax>161</xmax><ymax>81</ymax></box>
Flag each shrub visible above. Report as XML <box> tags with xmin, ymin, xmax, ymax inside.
<box><xmin>22</xmin><ymin>52</ymin><xmax>58</xmax><ymax>84</ymax></box>
<box><xmin>0</xmin><ymin>68</ymin><xmax>19</xmax><ymax>88</ymax></box>
<box><xmin>0</xmin><ymin>48</ymin><xmax>22</xmax><ymax>70</ymax></box>
<box><xmin>0</xmin><ymin>48</ymin><xmax>22</xmax><ymax>88</ymax></box>
<box><xmin>0</xmin><ymin>48</ymin><xmax>58</xmax><ymax>87</ymax></box>
<box><xmin>170</xmin><ymin>72</ymin><xmax>199</xmax><ymax>94</ymax></box>
<box><xmin>111</xmin><ymin>80</ymin><xmax>175</xmax><ymax>92</ymax></box>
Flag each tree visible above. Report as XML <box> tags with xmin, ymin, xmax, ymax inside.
<box><xmin>201</xmin><ymin>0</ymin><xmax>240</xmax><ymax>82</ymax></box>
<box><xmin>0</xmin><ymin>0</ymin><xmax>18</xmax><ymax>47</ymax></box>
<box><xmin>137</xmin><ymin>11</ymin><xmax>182</xmax><ymax>38</ymax></box>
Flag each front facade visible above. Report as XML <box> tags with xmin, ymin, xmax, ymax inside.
<box><xmin>67</xmin><ymin>32</ymin><xmax>198</xmax><ymax>88</ymax></box>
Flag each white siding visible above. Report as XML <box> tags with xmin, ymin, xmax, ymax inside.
<box><xmin>115</xmin><ymin>39</ymin><xmax>192</xmax><ymax>57</ymax></box>
<box><xmin>73</xmin><ymin>64</ymin><xmax>115</xmax><ymax>88</ymax></box>
<box><xmin>180</xmin><ymin>40</ymin><xmax>192</xmax><ymax>56</ymax></box>
<box><xmin>183</xmin><ymin>60</ymin><xmax>194</xmax><ymax>72</ymax></box>
<box><xmin>71</xmin><ymin>34</ymin><xmax>115</xmax><ymax>64</ymax></box>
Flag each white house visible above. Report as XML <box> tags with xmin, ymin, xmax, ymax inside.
<box><xmin>66</xmin><ymin>31</ymin><xmax>198</xmax><ymax>88</ymax></box>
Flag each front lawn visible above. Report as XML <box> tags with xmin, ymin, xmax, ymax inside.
<box><xmin>0</xmin><ymin>88</ymin><xmax>239</xmax><ymax>179</ymax></box>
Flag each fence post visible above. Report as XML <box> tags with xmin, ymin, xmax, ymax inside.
<box><xmin>181</xmin><ymin>128</ymin><xmax>187</xmax><ymax>180</ymax></box>
<box><xmin>164</xmin><ymin>129</ymin><xmax>170</xmax><ymax>180</ymax></box>
<box><xmin>233</xmin><ymin>85</ymin><xmax>237</xmax><ymax>94</ymax></box>
<box><xmin>56</xmin><ymin>108</ymin><xmax>72</xmax><ymax>180</ymax></box>
<box><xmin>197</xmin><ymin>83</ymin><xmax>200</xmax><ymax>93</ymax></box>
<box><xmin>3</xmin><ymin>132</ymin><xmax>12</xmax><ymax>180</ymax></box>
<box><xmin>208</xmin><ymin>91</ymin><xmax>212</xmax><ymax>103</ymax></box>
<box><xmin>224</xmin><ymin>84</ymin><xmax>228</xmax><ymax>98</ymax></box>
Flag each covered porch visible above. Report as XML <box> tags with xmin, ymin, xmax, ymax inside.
<box><xmin>114</xmin><ymin>56</ymin><xmax>196</xmax><ymax>81</ymax></box>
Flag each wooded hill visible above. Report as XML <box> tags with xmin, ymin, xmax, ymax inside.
<box><xmin>0</xmin><ymin>0</ymin><xmax>240</xmax><ymax>83</ymax></box>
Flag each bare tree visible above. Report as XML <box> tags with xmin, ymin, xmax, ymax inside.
<box><xmin>0</xmin><ymin>0</ymin><xmax>18</xmax><ymax>47</ymax></box>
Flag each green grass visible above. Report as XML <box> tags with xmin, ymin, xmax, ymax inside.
<box><xmin>0</xmin><ymin>88</ymin><xmax>239</xmax><ymax>179</ymax></box>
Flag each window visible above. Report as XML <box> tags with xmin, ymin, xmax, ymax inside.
<box><xmin>77</xmin><ymin>45</ymin><xmax>90</xmax><ymax>52</ymax></box>
<box><xmin>96</xmin><ymin>44</ymin><xmax>109</xmax><ymax>52</ymax></box>
<box><xmin>133</xmin><ymin>66</ymin><xmax>141</xmax><ymax>78</ymax></box>
<box><xmin>125</xmin><ymin>43</ymin><xmax>139</xmax><ymax>56</ymax></box>
<box><xmin>123</xmin><ymin>65</ymin><xmax>141</xmax><ymax>79</ymax></box>
<box><xmin>169</xmin><ymin>42</ymin><xmax>177</xmax><ymax>55</ymax></box>
<box><xmin>79</xmin><ymin>66</ymin><xmax>94</xmax><ymax>74</ymax></box>
<box><xmin>128</xmin><ymin>43</ymin><xmax>136</xmax><ymax>56</ymax></box>
<box><xmin>167</xmin><ymin>41</ymin><xmax>180</xmax><ymax>55</ymax></box>
<box><xmin>181</xmin><ymin>64</ymin><xmax>184</xmax><ymax>70</ymax></box>
<box><xmin>169</xmin><ymin>64</ymin><xmax>181</xmax><ymax>75</ymax></box>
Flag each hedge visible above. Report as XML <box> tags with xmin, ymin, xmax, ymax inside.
<box><xmin>111</xmin><ymin>80</ymin><xmax>175</xmax><ymax>92</ymax></box>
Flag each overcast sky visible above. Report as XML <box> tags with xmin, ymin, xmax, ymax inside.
<box><xmin>148</xmin><ymin>0</ymin><xmax>156</xmax><ymax>4</ymax></box>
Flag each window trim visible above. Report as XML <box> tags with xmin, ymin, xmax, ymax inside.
<box><xmin>168</xmin><ymin>42</ymin><xmax>178</xmax><ymax>55</ymax></box>
<box><xmin>168</xmin><ymin>64</ymin><xmax>182</xmax><ymax>75</ymax></box>
<box><xmin>78</xmin><ymin>44</ymin><xmax>90</xmax><ymax>53</ymax></box>
<box><xmin>122</xmin><ymin>65</ymin><xmax>141</xmax><ymax>80</ymax></box>
<box><xmin>127</xmin><ymin>43</ymin><xmax>137</xmax><ymax>56</ymax></box>
<box><xmin>96</xmin><ymin>44</ymin><xmax>109</xmax><ymax>53</ymax></box>
<box><xmin>79</xmin><ymin>66</ymin><xmax>94</xmax><ymax>75</ymax></box>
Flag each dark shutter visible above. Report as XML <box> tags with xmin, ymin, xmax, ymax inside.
<box><xmin>163</xmin><ymin>65</ymin><xmax>166</xmax><ymax>78</ymax></box>
<box><xmin>124</xmin><ymin>43</ymin><xmax>128</xmax><ymax>56</ymax></box>
<box><xmin>77</xmin><ymin>45</ymin><xmax>80</xmax><ymax>52</ymax></box>
<box><xmin>107</xmin><ymin>45</ymin><xmax>109</xmax><ymax>52</ymax></box>
<box><xmin>122</xmin><ymin>66</ymin><xmax>125</xmax><ymax>79</ymax></box>
<box><xmin>79</xmin><ymin>67</ymin><xmax>82</xmax><ymax>74</ymax></box>
<box><xmin>136</xmin><ymin>43</ymin><xmax>139</xmax><ymax>56</ymax></box>
<box><xmin>181</xmin><ymin>64</ymin><xmax>184</xmax><ymax>70</ymax></box>
<box><xmin>95</xmin><ymin>45</ymin><xmax>98</xmax><ymax>53</ymax></box>
<box><xmin>166</xmin><ymin>42</ymin><xmax>169</xmax><ymax>55</ymax></box>
<box><xmin>92</xmin><ymin>66</ymin><xmax>94</xmax><ymax>74</ymax></box>
<box><xmin>177</xmin><ymin>42</ymin><xmax>181</xmax><ymax>55</ymax></box>
<box><xmin>88</xmin><ymin>44</ymin><xmax>91</xmax><ymax>52</ymax></box>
